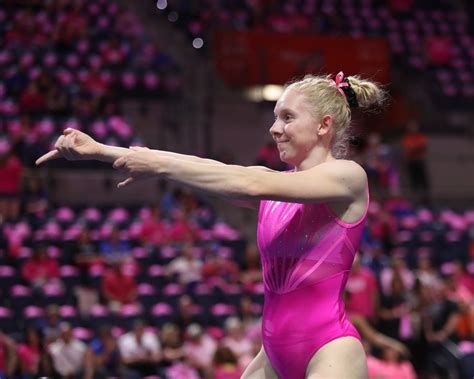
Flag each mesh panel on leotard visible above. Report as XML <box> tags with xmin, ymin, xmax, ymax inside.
<box><xmin>257</xmin><ymin>200</ymin><xmax>364</xmax><ymax>294</ymax></box>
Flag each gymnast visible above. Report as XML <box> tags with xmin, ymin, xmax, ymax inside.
<box><xmin>37</xmin><ymin>71</ymin><xmax>386</xmax><ymax>378</ymax></box>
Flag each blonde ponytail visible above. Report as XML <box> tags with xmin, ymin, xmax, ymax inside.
<box><xmin>346</xmin><ymin>75</ymin><xmax>387</xmax><ymax>109</ymax></box>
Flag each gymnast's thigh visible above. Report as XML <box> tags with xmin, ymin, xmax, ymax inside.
<box><xmin>241</xmin><ymin>346</ymin><xmax>279</xmax><ymax>379</ymax></box>
<box><xmin>306</xmin><ymin>336</ymin><xmax>368</xmax><ymax>379</ymax></box>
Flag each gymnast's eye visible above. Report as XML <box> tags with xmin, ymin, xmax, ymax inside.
<box><xmin>284</xmin><ymin>113</ymin><xmax>294</xmax><ymax>122</ymax></box>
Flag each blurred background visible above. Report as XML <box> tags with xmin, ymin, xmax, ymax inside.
<box><xmin>0</xmin><ymin>0</ymin><xmax>473</xmax><ymax>378</ymax></box>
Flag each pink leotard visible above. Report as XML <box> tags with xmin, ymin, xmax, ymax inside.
<box><xmin>256</xmin><ymin>192</ymin><xmax>369</xmax><ymax>379</ymax></box>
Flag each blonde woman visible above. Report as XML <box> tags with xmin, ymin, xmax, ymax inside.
<box><xmin>37</xmin><ymin>72</ymin><xmax>386</xmax><ymax>378</ymax></box>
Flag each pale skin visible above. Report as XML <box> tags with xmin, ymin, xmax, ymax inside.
<box><xmin>37</xmin><ymin>88</ymin><xmax>368</xmax><ymax>378</ymax></box>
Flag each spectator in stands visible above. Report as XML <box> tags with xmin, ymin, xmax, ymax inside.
<box><xmin>415</xmin><ymin>252</ymin><xmax>440</xmax><ymax>288</ymax></box>
<box><xmin>17</xmin><ymin>327</ymin><xmax>44</xmax><ymax>378</ymax></box>
<box><xmin>377</xmin><ymin>145</ymin><xmax>401</xmax><ymax>198</ymax></box>
<box><xmin>84</xmin><ymin>68</ymin><xmax>109</xmax><ymax>99</ymax></box>
<box><xmin>100</xmin><ymin>37</ymin><xmax>127</xmax><ymax>67</ymax></box>
<box><xmin>183</xmin><ymin>323</ymin><xmax>217</xmax><ymax>375</ymax></box>
<box><xmin>88</xmin><ymin>326</ymin><xmax>120</xmax><ymax>378</ymax></box>
<box><xmin>17</xmin><ymin>117</ymin><xmax>50</xmax><ymax>168</ymax></box>
<box><xmin>361</xmin><ymin>241</ymin><xmax>391</xmax><ymax>277</ymax></box>
<box><xmin>73</xmin><ymin>227</ymin><xmax>103</xmax><ymax>312</ymax></box>
<box><xmin>19</xmin><ymin>82</ymin><xmax>46</xmax><ymax>114</ymax></box>
<box><xmin>380</xmin><ymin>254</ymin><xmax>415</xmax><ymax>297</ymax></box>
<box><xmin>160</xmin><ymin>188</ymin><xmax>184</xmax><ymax>217</ymax></box>
<box><xmin>346</xmin><ymin>252</ymin><xmax>379</xmax><ymax>321</ymax></box>
<box><xmin>99</xmin><ymin>227</ymin><xmax>131</xmax><ymax>265</ymax></box>
<box><xmin>363</xmin><ymin>133</ymin><xmax>400</xmax><ymax>199</ymax></box>
<box><xmin>9</xmin><ymin>115</ymin><xmax>30</xmax><ymax>159</ymax></box>
<box><xmin>222</xmin><ymin>317</ymin><xmax>253</xmax><ymax>368</ymax></box>
<box><xmin>4</xmin><ymin>64</ymin><xmax>28</xmax><ymax>96</ymax></box>
<box><xmin>0</xmin><ymin>144</ymin><xmax>23</xmax><ymax>222</ymax></box>
<box><xmin>367</xmin><ymin>208</ymin><xmax>398</xmax><ymax>254</ymax></box>
<box><xmin>21</xmin><ymin>243</ymin><xmax>60</xmax><ymax>290</ymax></box>
<box><xmin>48</xmin><ymin>322</ymin><xmax>87</xmax><ymax>378</ymax></box>
<box><xmin>442</xmin><ymin>269</ymin><xmax>474</xmax><ymax>341</ymax></box>
<box><xmin>212</xmin><ymin>344</ymin><xmax>243</xmax><ymax>379</ymax></box>
<box><xmin>378</xmin><ymin>273</ymin><xmax>415</xmax><ymax>342</ymax></box>
<box><xmin>238</xmin><ymin>296</ymin><xmax>261</xmax><ymax>337</ymax></box>
<box><xmin>101</xmin><ymin>262</ymin><xmax>138</xmax><ymax>312</ymax></box>
<box><xmin>74</xmin><ymin>228</ymin><xmax>101</xmax><ymax>270</ymax></box>
<box><xmin>452</xmin><ymin>260</ymin><xmax>474</xmax><ymax>295</ymax></box>
<box><xmin>366</xmin><ymin>345</ymin><xmax>417</xmax><ymax>379</ymax></box>
<box><xmin>402</xmin><ymin>120</ymin><xmax>430</xmax><ymax>204</ymax></box>
<box><xmin>167</xmin><ymin>209</ymin><xmax>197</xmax><ymax>243</ymax></box>
<box><xmin>181</xmin><ymin>191</ymin><xmax>200</xmax><ymax>216</ymax></box>
<box><xmin>443</xmin><ymin>268</ymin><xmax>472</xmax><ymax>306</ymax></box>
<box><xmin>46</xmin><ymin>84</ymin><xmax>70</xmax><ymax>117</ymax></box>
<box><xmin>36</xmin><ymin>304</ymin><xmax>63</xmax><ymax>344</ymax></box>
<box><xmin>0</xmin><ymin>331</ymin><xmax>17</xmax><ymax>379</ymax></box>
<box><xmin>350</xmin><ymin>315</ymin><xmax>410</xmax><ymax>358</ymax></box>
<box><xmin>160</xmin><ymin>323</ymin><xmax>185</xmax><ymax>368</ymax></box>
<box><xmin>166</xmin><ymin>243</ymin><xmax>202</xmax><ymax>290</ymax></box>
<box><xmin>140</xmin><ymin>205</ymin><xmax>168</xmax><ymax>247</ymax></box>
<box><xmin>20</xmin><ymin>176</ymin><xmax>49</xmax><ymax>225</ymax></box>
<box><xmin>414</xmin><ymin>278</ymin><xmax>461</xmax><ymax>379</ymax></box>
<box><xmin>172</xmin><ymin>295</ymin><xmax>203</xmax><ymax>330</ymax></box>
<box><xmin>202</xmin><ymin>253</ymin><xmax>240</xmax><ymax>285</ymax></box>
<box><xmin>118</xmin><ymin>319</ymin><xmax>162</xmax><ymax>378</ymax></box>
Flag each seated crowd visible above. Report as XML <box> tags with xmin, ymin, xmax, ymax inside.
<box><xmin>1</xmin><ymin>173</ymin><xmax>474</xmax><ymax>378</ymax></box>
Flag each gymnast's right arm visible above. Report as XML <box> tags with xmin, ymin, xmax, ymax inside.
<box><xmin>35</xmin><ymin>128</ymin><xmax>268</xmax><ymax>208</ymax></box>
<box><xmin>36</xmin><ymin>128</ymin><xmax>265</xmax><ymax>167</ymax></box>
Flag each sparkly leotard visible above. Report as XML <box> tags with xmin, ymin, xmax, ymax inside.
<box><xmin>256</xmin><ymin>193</ymin><xmax>369</xmax><ymax>379</ymax></box>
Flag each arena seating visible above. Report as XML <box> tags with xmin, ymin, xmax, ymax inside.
<box><xmin>0</xmin><ymin>0</ymin><xmax>182</xmax><ymax>167</ymax></box>
<box><xmin>162</xmin><ymin>0</ymin><xmax>473</xmax><ymax>102</ymax></box>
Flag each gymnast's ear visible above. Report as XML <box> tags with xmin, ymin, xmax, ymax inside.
<box><xmin>317</xmin><ymin>115</ymin><xmax>333</xmax><ymax>136</ymax></box>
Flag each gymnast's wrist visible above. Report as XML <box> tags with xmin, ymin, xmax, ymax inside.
<box><xmin>95</xmin><ymin>144</ymin><xmax>128</xmax><ymax>163</ymax></box>
<box><xmin>152</xmin><ymin>153</ymin><xmax>169</xmax><ymax>177</ymax></box>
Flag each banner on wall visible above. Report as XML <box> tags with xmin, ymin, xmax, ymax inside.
<box><xmin>213</xmin><ymin>31</ymin><xmax>390</xmax><ymax>86</ymax></box>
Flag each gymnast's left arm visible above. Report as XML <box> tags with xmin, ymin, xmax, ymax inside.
<box><xmin>113</xmin><ymin>148</ymin><xmax>366</xmax><ymax>204</ymax></box>
<box><xmin>113</xmin><ymin>147</ymin><xmax>264</xmax><ymax>200</ymax></box>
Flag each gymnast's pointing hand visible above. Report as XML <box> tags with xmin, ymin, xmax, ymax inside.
<box><xmin>35</xmin><ymin>128</ymin><xmax>103</xmax><ymax>164</ymax></box>
<box><xmin>35</xmin><ymin>128</ymin><xmax>153</xmax><ymax>187</ymax></box>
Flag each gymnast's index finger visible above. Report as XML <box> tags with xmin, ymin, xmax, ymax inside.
<box><xmin>112</xmin><ymin>157</ymin><xmax>125</xmax><ymax>169</ymax></box>
<box><xmin>35</xmin><ymin>150</ymin><xmax>60</xmax><ymax>165</ymax></box>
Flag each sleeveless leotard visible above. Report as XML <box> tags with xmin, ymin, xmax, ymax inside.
<box><xmin>256</xmin><ymin>192</ymin><xmax>369</xmax><ymax>379</ymax></box>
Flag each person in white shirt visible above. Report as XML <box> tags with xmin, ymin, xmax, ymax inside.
<box><xmin>222</xmin><ymin>317</ymin><xmax>253</xmax><ymax>367</ymax></box>
<box><xmin>167</xmin><ymin>243</ymin><xmax>203</xmax><ymax>287</ymax></box>
<box><xmin>48</xmin><ymin>322</ymin><xmax>87</xmax><ymax>378</ymax></box>
<box><xmin>118</xmin><ymin>319</ymin><xmax>162</xmax><ymax>378</ymax></box>
<box><xmin>183</xmin><ymin>323</ymin><xmax>217</xmax><ymax>373</ymax></box>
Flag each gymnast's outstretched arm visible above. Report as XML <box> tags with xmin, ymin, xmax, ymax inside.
<box><xmin>37</xmin><ymin>128</ymin><xmax>366</xmax><ymax>205</ymax></box>
<box><xmin>35</xmin><ymin>128</ymin><xmax>271</xmax><ymax>207</ymax></box>
<box><xmin>35</xmin><ymin>128</ymin><xmax>241</xmax><ymax>166</ymax></box>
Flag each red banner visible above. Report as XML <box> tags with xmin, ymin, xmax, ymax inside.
<box><xmin>213</xmin><ymin>31</ymin><xmax>390</xmax><ymax>86</ymax></box>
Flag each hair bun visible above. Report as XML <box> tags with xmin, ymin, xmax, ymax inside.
<box><xmin>346</xmin><ymin>76</ymin><xmax>387</xmax><ymax>109</ymax></box>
